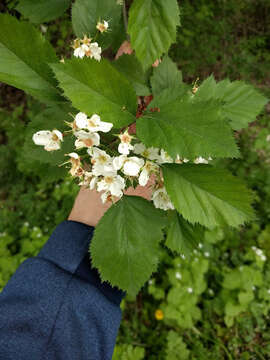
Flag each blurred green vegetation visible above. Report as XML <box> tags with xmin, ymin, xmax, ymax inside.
<box><xmin>0</xmin><ymin>0</ymin><xmax>270</xmax><ymax>358</ymax></box>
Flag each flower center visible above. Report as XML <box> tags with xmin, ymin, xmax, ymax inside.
<box><xmin>83</xmin><ymin>138</ymin><xmax>94</xmax><ymax>147</ymax></box>
<box><xmin>105</xmin><ymin>176</ymin><xmax>114</xmax><ymax>184</ymax></box>
<box><xmin>98</xmin><ymin>155</ymin><xmax>107</xmax><ymax>164</ymax></box>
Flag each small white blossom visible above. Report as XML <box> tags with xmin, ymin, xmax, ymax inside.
<box><xmin>66</xmin><ymin>153</ymin><xmax>82</xmax><ymax>177</ymax></box>
<box><xmin>139</xmin><ymin>161</ymin><xmax>159</xmax><ymax>186</ymax></box>
<box><xmin>133</xmin><ymin>143</ymin><xmax>160</xmax><ymax>161</ymax></box>
<box><xmin>204</xmin><ymin>252</ymin><xmax>210</xmax><ymax>257</ymax></box>
<box><xmin>157</xmin><ymin>149</ymin><xmax>173</xmax><ymax>164</ymax></box>
<box><xmin>175</xmin><ymin>272</ymin><xmax>182</xmax><ymax>280</ymax></box>
<box><xmin>90</xmin><ymin>147</ymin><xmax>116</xmax><ymax>177</ymax></box>
<box><xmin>267</xmin><ymin>289</ymin><xmax>270</xmax><ymax>294</ymax></box>
<box><xmin>118</xmin><ymin>130</ymin><xmax>134</xmax><ymax>155</ymax></box>
<box><xmin>194</xmin><ymin>156</ymin><xmax>209</xmax><ymax>164</ymax></box>
<box><xmin>75</xmin><ymin>113</ymin><xmax>113</xmax><ymax>133</ymax></box>
<box><xmin>198</xmin><ymin>243</ymin><xmax>203</xmax><ymax>249</ymax></box>
<box><xmin>88</xmin><ymin>42</ymin><xmax>102</xmax><ymax>61</ymax></box>
<box><xmin>187</xmin><ymin>287</ymin><xmax>193</xmax><ymax>293</ymax></box>
<box><xmin>266</xmin><ymin>135</ymin><xmax>270</xmax><ymax>142</ymax></box>
<box><xmin>123</xmin><ymin>157</ymin><xmax>145</xmax><ymax>176</ymax></box>
<box><xmin>152</xmin><ymin>187</ymin><xmax>174</xmax><ymax>211</ymax></box>
<box><xmin>33</xmin><ymin>130</ymin><xmax>63</xmax><ymax>152</ymax></box>
<box><xmin>96</xmin><ymin>20</ymin><xmax>109</xmax><ymax>33</ymax></box>
<box><xmin>74</xmin><ymin>130</ymin><xmax>100</xmax><ymax>149</ymax></box>
<box><xmin>97</xmin><ymin>174</ymin><xmax>125</xmax><ymax>197</ymax></box>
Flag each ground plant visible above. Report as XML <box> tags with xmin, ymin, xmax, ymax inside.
<box><xmin>0</xmin><ymin>0</ymin><xmax>270</xmax><ymax>358</ymax></box>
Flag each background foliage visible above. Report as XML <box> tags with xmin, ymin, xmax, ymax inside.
<box><xmin>0</xmin><ymin>0</ymin><xmax>270</xmax><ymax>358</ymax></box>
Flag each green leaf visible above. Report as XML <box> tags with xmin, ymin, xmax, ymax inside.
<box><xmin>90</xmin><ymin>196</ymin><xmax>167</xmax><ymax>295</ymax></box>
<box><xmin>151</xmin><ymin>55</ymin><xmax>182</xmax><ymax>96</ymax></box>
<box><xmin>72</xmin><ymin>0</ymin><xmax>121</xmax><ymax>49</ymax></box>
<box><xmin>0</xmin><ymin>14</ymin><xmax>62</xmax><ymax>103</ymax></box>
<box><xmin>162</xmin><ymin>164</ymin><xmax>255</xmax><ymax>228</ymax></box>
<box><xmin>166</xmin><ymin>211</ymin><xmax>203</xmax><ymax>257</ymax></box>
<box><xmin>51</xmin><ymin>58</ymin><xmax>137</xmax><ymax>128</ymax></box>
<box><xmin>23</xmin><ymin>106</ymin><xmax>74</xmax><ymax>166</ymax></box>
<box><xmin>16</xmin><ymin>0</ymin><xmax>71</xmax><ymax>24</ymax></box>
<box><xmin>136</xmin><ymin>97</ymin><xmax>240</xmax><ymax>159</ymax></box>
<box><xmin>113</xmin><ymin>54</ymin><xmax>150</xmax><ymax>96</ymax></box>
<box><xmin>195</xmin><ymin>75</ymin><xmax>268</xmax><ymax>130</ymax></box>
<box><xmin>128</xmin><ymin>0</ymin><xmax>180</xmax><ymax>70</ymax></box>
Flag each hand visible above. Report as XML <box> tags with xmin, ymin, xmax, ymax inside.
<box><xmin>68</xmin><ymin>175</ymin><xmax>156</xmax><ymax>227</ymax></box>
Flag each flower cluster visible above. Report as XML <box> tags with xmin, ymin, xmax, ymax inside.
<box><xmin>72</xmin><ymin>20</ymin><xmax>109</xmax><ymax>61</ymax></box>
<box><xmin>73</xmin><ymin>36</ymin><xmax>102</xmax><ymax>61</ymax></box>
<box><xmin>33</xmin><ymin>111</ymin><xmax>212</xmax><ymax>211</ymax></box>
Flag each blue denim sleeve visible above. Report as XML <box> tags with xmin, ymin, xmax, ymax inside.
<box><xmin>0</xmin><ymin>220</ymin><xmax>125</xmax><ymax>360</ymax></box>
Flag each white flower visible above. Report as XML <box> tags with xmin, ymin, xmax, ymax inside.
<box><xmin>79</xmin><ymin>171</ymin><xmax>94</xmax><ymax>186</ymax></box>
<box><xmin>75</xmin><ymin>113</ymin><xmax>113</xmax><ymax>133</ymax></box>
<box><xmin>74</xmin><ymin>44</ymin><xmax>89</xmax><ymax>59</ymax></box>
<box><xmin>175</xmin><ymin>272</ymin><xmax>182</xmax><ymax>280</ymax></box>
<box><xmin>133</xmin><ymin>143</ymin><xmax>160</xmax><ymax>161</ymax></box>
<box><xmin>66</xmin><ymin>152</ymin><xmax>82</xmax><ymax>177</ymax></box>
<box><xmin>152</xmin><ymin>187</ymin><xmax>174</xmax><ymax>211</ymax></box>
<box><xmin>194</xmin><ymin>156</ymin><xmax>209</xmax><ymax>164</ymax></box>
<box><xmin>75</xmin><ymin>112</ymin><xmax>88</xmax><ymax>128</ymax></box>
<box><xmin>118</xmin><ymin>142</ymin><xmax>134</xmax><ymax>155</ymax></box>
<box><xmin>123</xmin><ymin>157</ymin><xmax>145</xmax><ymax>176</ymax></box>
<box><xmin>187</xmin><ymin>287</ymin><xmax>193</xmax><ymax>293</ymax></box>
<box><xmin>156</xmin><ymin>149</ymin><xmax>173</xmax><ymax>164</ymax></box>
<box><xmin>101</xmin><ymin>191</ymin><xmax>110</xmax><ymax>204</ymax></box>
<box><xmin>113</xmin><ymin>155</ymin><xmax>144</xmax><ymax>177</ymax></box>
<box><xmin>87</xmin><ymin>42</ymin><xmax>102</xmax><ymax>61</ymax></box>
<box><xmin>97</xmin><ymin>174</ymin><xmax>125</xmax><ymax>197</ymax></box>
<box><xmin>96</xmin><ymin>20</ymin><xmax>109</xmax><ymax>33</ymax></box>
<box><xmin>118</xmin><ymin>130</ymin><xmax>134</xmax><ymax>155</ymax></box>
<box><xmin>74</xmin><ymin>130</ymin><xmax>100</xmax><ymax>149</ymax></box>
<box><xmin>139</xmin><ymin>161</ymin><xmax>159</xmax><ymax>186</ymax></box>
<box><xmin>88</xmin><ymin>114</ymin><xmax>113</xmax><ymax>133</ymax></box>
<box><xmin>266</xmin><ymin>135</ymin><xmax>270</xmax><ymax>142</ymax></box>
<box><xmin>90</xmin><ymin>147</ymin><xmax>116</xmax><ymax>177</ymax></box>
<box><xmin>33</xmin><ymin>129</ymin><xmax>63</xmax><ymax>152</ymax></box>
<box><xmin>204</xmin><ymin>252</ymin><xmax>210</xmax><ymax>257</ymax></box>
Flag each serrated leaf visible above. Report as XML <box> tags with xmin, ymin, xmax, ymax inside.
<box><xmin>165</xmin><ymin>211</ymin><xmax>203</xmax><ymax>257</ymax></box>
<box><xmin>90</xmin><ymin>196</ymin><xmax>167</xmax><ymax>295</ymax></box>
<box><xmin>16</xmin><ymin>0</ymin><xmax>71</xmax><ymax>24</ymax></box>
<box><xmin>195</xmin><ymin>75</ymin><xmax>268</xmax><ymax>130</ymax></box>
<box><xmin>128</xmin><ymin>0</ymin><xmax>180</xmax><ymax>70</ymax></box>
<box><xmin>151</xmin><ymin>55</ymin><xmax>183</xmax><ymax>96</ymax></box>
<box><xmin>0</xmin><ymin>14</ymin><xmax>62</xmax><ymax>103</ymax></box>
<box><xmin>113</xmin><ymin>54</ymin><xmax>150</xmax><ymax>96</ymax></box>
<box><xmin>162</xmin><ymin>164</ymin><xmax>255</xmax><ymax>228</ymax></box>
<box><xmin>23</xmin><ymin>106</ymin><xmax>74</xmax><ymax>166</ymax></box>
<box><xmin>137</xmin><ymin>97</ymin><xmax>240</xmax><ymax>159</ymax></box>
<box><xmin>51</xmin><ymin>58</ymin><xmax>137</xmax><ymax>128</ymax></box>
<box><xmin>72</xmin><ymin>0</ymin><xmax>121</xmax><ymax>50</ymax></box>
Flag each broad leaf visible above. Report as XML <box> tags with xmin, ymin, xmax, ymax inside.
<box><xmin>16</xmin><ymin>0</ymin><xmax>71</xmax><ymax>24</ymax></box>
<box><xmin>23</xmin><ymin>106</ymin><xmax>74</xmax><ymax>166</ymax></box>
<box><xmin>166</xmin><ymin>211</ymin><xmax>203</xmax><ymax>257</ymax></box>
<box><xmin>128</xmin><ymin>0</ymin><xmax>180</xmax><ymax>70</ymax></box>
<box><xmin>0</xmin><ymin>14</ymin><xmax>62</xmax><ymax>103</ymax></box>
<box><xmin>162</xmin><ymin>164</ymin><xmax>255</xmax><ymax>228</ymax></box>
<box><xmin>72</xmin><ymin>0</ymin><xmax>121</xmax><ymax>49</ymax></box>
<box><xmin>113</xmin><ymin>54</ymin><xmax>150</xmax><ymax>96</ymax></box>
<box><xmin>51</xmin><ymin>58</ymin><xmax>137</xmax><ymax>128</ymax></box>
<box><xmin>151</xmin><ymin>55</ymin><xmax>182</xmax><ymax>96</ymax></box>
<box><xmin>195</xmin><ymin>75</ymin><xmax>268</xmax><ymax>130</ymax></box>
<box><xmin>90</xmin><ymin>196</ymin><xmax>167</xmax><ymax>295</ymax></box>
<box><xmin>137</xmin><ymin>98</ymin><xmax>240</xmax><ymax>159</ymax></box>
